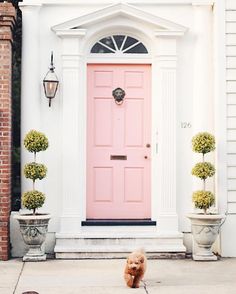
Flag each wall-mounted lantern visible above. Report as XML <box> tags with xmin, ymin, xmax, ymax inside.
<box><xmin>43</xmin><ymin>52</ymin><xmax>59</xmax><ymax>107</ymax></box>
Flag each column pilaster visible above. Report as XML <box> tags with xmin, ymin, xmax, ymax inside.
<box><xmin>192</xmin><ymin>4</ymin><xmax>213</xmax><ymax>134</ymax></box>
<box><xmin>20</xmin><ymin>4</ymin><xmax>42</xmax><ymax>194</ymax></box>
<box><xmin>57</xmin><ymin>35</ymin><xmax>86</xmax><ymax>233</ymax></box>
<box><xmin>155</xmin><ymin>38</ymin><xmax>179</xmax><ymax>232</ymax></box>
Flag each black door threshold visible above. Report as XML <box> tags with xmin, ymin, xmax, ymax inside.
<box><xmin>81</xmin><ymin>219</ymin><xmax>156</xmax><ymax>226</ymax></box>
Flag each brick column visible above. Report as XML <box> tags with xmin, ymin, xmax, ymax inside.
<box><xmin>0</xmin><ymin>3</ymin><xmax>16</xmax><ymax>261</ymax></box>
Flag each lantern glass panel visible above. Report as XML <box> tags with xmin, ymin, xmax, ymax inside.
<box><xmin>44</xmin><ymin>80</ymin><xmax>58</xmax><ymax>98</ymax></box>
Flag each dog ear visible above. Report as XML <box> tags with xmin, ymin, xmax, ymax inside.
<box><xmin>140</xmin><ymin>256</ymin><xmax>144</xmax><ymax>263</ymax></box>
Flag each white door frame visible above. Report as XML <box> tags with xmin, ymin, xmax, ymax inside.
<box><xmin>52</xmin><ymin>4</ymin><xmax>187</xmax><ymax>234</ymax></box>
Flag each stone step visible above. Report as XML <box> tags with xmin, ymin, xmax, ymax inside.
<box><xmin>54</xmin><ymin>229</ymin><xmax>186</xmax><ymax>259</ymax></box>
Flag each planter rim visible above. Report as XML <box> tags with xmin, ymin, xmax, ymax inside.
<box><xmin>187</xmin><ymin>213</ymin><xmax>225</xmax><ymax>220</ymax></box>
<box><xmin>14</xmin><ymin>213</ymin><xmax>51</xmax><ymax>220</ymax></box>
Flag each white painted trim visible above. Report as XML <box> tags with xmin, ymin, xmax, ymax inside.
<box><xmin>55</xmin><ymin>29</ymin><xmax>87</xmax><ymax>37</ymax></box>
<box><xmin>53</xmin><ymin>4</ymin><xmax>186</xmax><ymax>236</ymax></box>
<box><xmin>86</xmin><ymin>57</ymin><xmax>152</xmax><ymax>64</ymax></box>
<box><xmin>20</xmin><ymin>0</ymin><xmax>215</xmax><ymax>6</ymax></box>
<box><xmin>154</xmin><ymin>30</ymin><xmax>187</xmax><ymax>36</ymax></box>
<box><xmin>213</xmin><ymin>0</ymin><xmax>227</xmax><ymax>215</ymax></box>
<box><xmin>52</xmin><ymin>3</ymin><xmax>188</xmax><ymax>33</ymax></box>
<box><xmin>213</xmin><ymin>0</ymin><xmax>228</xmax><ymax>257</ymax></box>
<box><xmin>21</xmin><ymin>5</ymin><xmax>42</xmax><ymax>197</ymax></box>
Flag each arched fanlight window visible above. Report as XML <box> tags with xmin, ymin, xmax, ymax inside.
<box><xmin>91</xmin><ymin>35</ymin><xmax>148</xmax><ymax>54</ymax></box>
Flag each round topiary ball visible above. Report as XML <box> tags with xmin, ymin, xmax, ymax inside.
<box><xmin>192</xmin><ymin>132</ymin><xmax>215</xmax><ymax>154</ymax></box>
<box><xmin>22</xmin><ymin>190</ymin><xmax>45</xmax><ymax>212</ymax></box>
<box><xmin>24</xmin><ymin>130</ymin><xmax>49</xmax><ymax>153</ymax></box>
<box><xmin>24</xmin><ymin>162</ymin><xmax>47</xmax><ymax>181</ymax></box>
<box><xmin>192</xmin><ymin>190</ymin><xmax>215</xmax><ymax>212</ymax></box>
<box><xmin>191</xmin><ymin>162</ymin><xmax>215</xmax><ymax>180</ymax></box>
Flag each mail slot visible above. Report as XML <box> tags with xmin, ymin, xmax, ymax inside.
<box><xmin>110</xmin><ymin>155</ymin><xmax>127</xmax><ymax>160</ymax></box>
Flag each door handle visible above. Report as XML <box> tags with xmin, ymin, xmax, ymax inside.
<box><xmin>146</xmin><ymin>143</ymin><xmax>151</xmax><ymax>148</ymax></box>
<box><xmin>144</xmin><ymin>156</ymin><xmax>148</xmax><ymax>159</ymax></box>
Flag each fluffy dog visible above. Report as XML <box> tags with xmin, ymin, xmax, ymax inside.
<box><xmin>124</xmin><ymin>249</ymin><xmax>147</xmax><ymax>288</ymax></box>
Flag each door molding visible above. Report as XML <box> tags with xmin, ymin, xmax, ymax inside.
<box><xmin>52</xmin><ymin>4</ymin><xmax>187</xmax><ymax>233</ymax></box>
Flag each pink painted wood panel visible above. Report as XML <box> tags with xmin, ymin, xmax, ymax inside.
<box><xmin>87</xmin><ymin>64</ymin><xmax>151</xmax><ymax>219</ymax></box>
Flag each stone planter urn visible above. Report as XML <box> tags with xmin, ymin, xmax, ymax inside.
<box><xmin>15</xmin><ymin>214</ymin><xmax>51</xmax><ymax>261</ymax></box>
<box><xmin>16</xmin><ymin>130</ymin><xmax>51</xmax><ymax>261</ymax></box>
<box><xmin>187</xmin><ymin>214</ymin><xmax>225</xmax><ymax>261</ymax></box>
<box><xmin>188</xmin><ymin>132</ymin><xmax>226</xmax><ymax>261</ymax></box>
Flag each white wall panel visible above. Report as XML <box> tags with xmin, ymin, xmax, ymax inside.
<box><xmin>228</xmin><ymin>179</ymin><xmax>236</xmax><ymax>190</ymax></box>
<box><xmin>228</xmin><ymin>105</ymin><xmax>236</xmax><ymax>116</ymax></box>
<box><xmin>226</xmin><ymin>34</ymin><xmax>236</xmax><ymax>45</ymax></box>
<box><xmin>228</xmin><ymin>191</ymin><xmax>236</xmax><ymax>202</ymax></box>
<box><xmin>227</xmin><ymin>93</ymin><xmax>236</xmax><ymax>104</ymax></box>
<box><xmin>227</xmin><ymin>117</ymin><xmax>236</xmax><ymax>128</ymax></box>
<box><xmin>226</xmin><ymin>0</ymin><xmax>236</xmax><ymax>10</ymax></box>
<box><xmin>226</xmin><ymin>46</ymin><xmax>236</xmax><ymax>56</ymax></box>
<box><xmin>227</xmin><ymin>56</ymin><xmax>236</xmax><ymax>68</ymax></box>
<box><xmin>228</xmin><ymin>202</ymin><xmax>236</xmax><ymax>213</ymax></box>
<box><xmin>227</xmin><ymin>80</ymin><xmax>236</xmax><ymax>92</ymax></box>
<box><xmin>224</xmin><ymin>0</ymin><xmax>236</xmax><ymax>257</ymax></box>
<box><xmin>227</xmin><ymin>129</ymin><xmax>236</xmax><ymax>140</ymax></box>
<box><xmin>226</xmin><ymin>10</ymin><xmax>236</xmax><ymax>21</ymax></box>
<box><xmin>226</xmin><ymin>22</ymin><xmax>236</xmax><ymax>33</ymax></box>
<box><xmin>227</xmin><ymin>141</ymin><xmax>236</xmax><ymax>153</ymax></box>
<box><xmin>227</xmin><ymin>154</ymin><xmax>236</xmax><ymax>165</ymax></box>
<box><xmin>228</xmin><ymin>166</ymin><xmax>236</xmax><ymax>178</ymax></box>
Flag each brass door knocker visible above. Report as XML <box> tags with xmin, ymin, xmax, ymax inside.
<box><xmin>112</xmin><ymin>87</ymin><xmax>125</xmax><ymax>105</ymax></box>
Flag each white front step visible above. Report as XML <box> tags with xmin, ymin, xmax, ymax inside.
<box><xmin>54</xmin><ymin>227</ymin><xmax>186</xmax><ymax>259</ymax></box>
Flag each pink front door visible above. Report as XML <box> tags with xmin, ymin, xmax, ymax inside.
<box><xmin>87</xmin><ymin>64</ymin><xmax>151</xmax><ymax>219</ymax></box>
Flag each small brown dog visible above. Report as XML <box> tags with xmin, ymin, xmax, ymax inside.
<box><xmin>124</xmin><ymin>249</ymin><xmax>147</xmax><ymax>288</ymax></box>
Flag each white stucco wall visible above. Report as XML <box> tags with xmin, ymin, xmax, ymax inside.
<box><xmin>11</xmin><ymin>0</ymin><xmax>224</xmax><ymax>256</ymax></box>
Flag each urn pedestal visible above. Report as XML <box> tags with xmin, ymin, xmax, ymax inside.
<box><xmin>187</xmin><ymin>214</ymin><xmax>225</xmax><ymax>261</ymax></box>
<box><xmin>14</xmin><ymin>214</ymin><xmax>51</xmax><ymax>261</ymax></box>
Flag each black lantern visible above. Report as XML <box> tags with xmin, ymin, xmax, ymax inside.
<box><xmin>43</xmin><ymin>52</ymin><xmax>59</xmax><ymax>107</ymax></box>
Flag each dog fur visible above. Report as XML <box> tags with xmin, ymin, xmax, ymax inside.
<box><xmin>124</xmin><ymin>249</ymin><xmax>147</xmax><ymax>288</ymax></box>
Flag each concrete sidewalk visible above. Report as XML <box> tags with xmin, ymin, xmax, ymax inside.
<box><xmin>0</xmin><ymin>258</ymin><xmax>236</xmax><ymax>294</ymax></box>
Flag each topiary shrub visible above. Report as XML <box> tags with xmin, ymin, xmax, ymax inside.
<box><xmin>22</xmin><ymin>130</ymin><xmax>49</xmax><ymax>215</ymax></box>
<box><xmin>22</xmin><ymin>190</ymin><xmax>45</xmax><ymax>211</ymax></box>
<box><xmin>191</xmin><ymin>132</ymin><xmax>216</xmax><ymax>214</ymax></box>
<box><xmin>191</xmin><ymin>162</ymin><xmax>215</xmax><ymax>180</ymax></box>
<box><xmin>192</xmin><ymin>191</ymin><xmax>215</xmax><ymax>211</ymax></box>
<box><xmin>192</xmin><ymin>132</ymin><xmax>215</xmax><ymax>154</ymax></box>
<box><xmin>24</xmin><ymin>130</ymin><xmax>49</xmax><ymax>155</ymax></box>
<box><xmin>24</xmin><ymin>163</ymin><xmax>47</xmax><ymax>181</ymax></box>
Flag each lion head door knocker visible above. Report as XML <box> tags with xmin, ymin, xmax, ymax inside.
<box><xmin>112</xmin><ymin>87</ymin><xmax>126</xmax><ymax>105</ymax></box>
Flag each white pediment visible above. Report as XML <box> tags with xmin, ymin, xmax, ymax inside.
<box><xmin>52</xmin><ymin>3</ymin><xmax>188</xmax><ymax>37</ymax></box>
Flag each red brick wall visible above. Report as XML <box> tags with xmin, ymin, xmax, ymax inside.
<box><xmin>0</xmin><ymin>3</ymin><xmax>16</xmax><ymax>261</ymax></box>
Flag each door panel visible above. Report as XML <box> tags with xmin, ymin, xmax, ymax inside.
<box><xmin>87</xmin><ymin>64</ymin><xmax>151</xmax><ymax>219</ymax></box>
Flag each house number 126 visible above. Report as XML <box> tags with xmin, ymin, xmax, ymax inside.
<box><xmin>181</xmin><ymin>122</ymin><xmax>192</xmax><ymax>128</ymax></box>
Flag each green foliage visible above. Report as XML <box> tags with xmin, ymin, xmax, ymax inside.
<box><xmin>192</xmin><ymin>132</ymin><xmax>215</xmax><ymax>154</ymax></box>
<box><xmin>192</xmin><ymin>190</ymin><xmax>215</xmax><ymax>213</ymax></box>
<box><xmin>191</xmin><ymin>132</ymin><xmax>216</xmax><ymax>214</ymax></box>
<box><xmin>24</xmin><ymin>130</ymin><xmax>49</xmax><ymax>153</ymax></box>
<box><xmin>22</xmin><ymin>130</ymin><xmax>49</xmax><ymax>214</ymax></box>
<box><xmin>22</xmin><ymin>190</ymin><xmax>45</xmax><ymax>212</ymax></box>
<box><xmin>24</xmin><ymin>162</ymin><xmax>47</xmax><ymax>181</ymax></box>
<box><xmin>191</xmin><ymin>162</ymin><xmax>215</xmax><ymax>180</ymax></box>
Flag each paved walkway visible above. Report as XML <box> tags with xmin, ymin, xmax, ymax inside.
<box><xmin>0</xmin><ymin>258</ymin><xmax>236</xmax><ymax>294</ymax></box>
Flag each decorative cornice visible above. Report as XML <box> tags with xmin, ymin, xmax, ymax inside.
<box><xmin>154</xmin><ymin>30</ymin><xmax>186</xmax><ymax>37</ymax></box>
<box><xmin>19</xmin><ymin>0</ymin><xmax>215</xmax><ymax>5</ymax></box>
<box><xmin>54</xmin><ymin>29</ymin><xmax>87</xmax><ymax>37</ymax></box>
<box><xmin>52</xmin><ymin>3</ymin><xmax>188</xmax><ymax>35</ymax></box>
